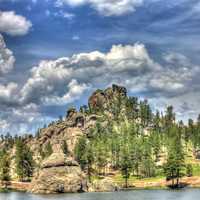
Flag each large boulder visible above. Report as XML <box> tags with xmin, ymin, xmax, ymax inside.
<box><xmin>88</xmin><ymin>177</ymin><xmax>119</xmax><ymax>192</ymax></box>
<box><xmin>30</xmin><ymin>153</ymin><xmax>87</xmax><ymax>194</ymax></box>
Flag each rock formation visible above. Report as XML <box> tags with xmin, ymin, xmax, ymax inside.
<box><xmin>88</xmin><ymin>84</ymin><xmax>127</xmax><ymax>112</ymax></box>
<box><xmin>88</xmin><ymin>178</ymin><xmax>119</xmax><ymax>192</ymax></box>
<box><xmin>30</xmin><ymin>153</ymin><xmax>87</xmax><ymax>194</ymax></box>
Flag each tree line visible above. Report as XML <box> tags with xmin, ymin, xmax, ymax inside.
<box><xmin>0</xmin><ymin>94</ymin><xmax>200</xmax><ymax>189</ymax></box>
<box><xmin>75</xmin><ymin>96</ymin><xmax>199</xmax><ymax>188</ymax></box>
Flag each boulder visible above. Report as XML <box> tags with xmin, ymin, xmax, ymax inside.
<box><xmin>30</xmin><ymin>153</ymin><xmax>87</xmax><ymax>194</ymax></box>
<box><xmin>88</xmin><ymin>177</ymin><xmax>119</xmax><ymax>192</ymax></box>
<box><xmin>42</xmin><ymin>153</ymin><xmax>79</xmax><ymax>168</ymax></box>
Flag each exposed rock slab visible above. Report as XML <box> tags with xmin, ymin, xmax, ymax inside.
<box><xmin>88</xmin><ymin>178</ymin><xmax>119</xmax><ymax>192</ymax></box>
<box><xmin>30</xmin><ymin>153</ymin><xmax>87</xmax><ymax>194</ymax></box>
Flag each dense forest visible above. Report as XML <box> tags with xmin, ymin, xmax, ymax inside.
<box><xmin>74</xmin><ymin>94</ymin><xmax>200</xmax><ymax>188</ymax></box>
<box><xmin>0</xmin><ymin>85</ymin><xmax>200</xmax><ymax>189</ymax></box>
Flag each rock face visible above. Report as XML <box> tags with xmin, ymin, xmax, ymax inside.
<box><xmin>88</xmin><ymin>84</ymin><xmax>127</xmax><ymax>112</ymax></box>
<box><xmin>88</xmin><ymin>178</ymin><xmax>119</xmax><ymax>192</ymax></box>
<box><xmin>30</xmin><ymin>153</ymin><xmax>87</xmax><ymax>194</ymax></box>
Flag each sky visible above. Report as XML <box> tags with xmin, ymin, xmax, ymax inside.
<box><xmin>0</xmin><ymin>0</ymin><xmax>200</xmax><ymax>135</ymax></box>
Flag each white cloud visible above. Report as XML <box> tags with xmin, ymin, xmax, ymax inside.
<box><xmin>0</xmin><ymin>82</ymin><xmax>19</xmax><ymax>106</ymax></box>
<box><xmin>1</xmin><ymin>40</ymin><xmax>200</xmax><ymax>133</ymax></box>
<box><xmin>53</xmin><ymin>10</ymin><xmax>75</xmax><ymax>19</ymax></box>
<box><xmin>21</xmin><ymin>43</ymin><xmax>199</xmax><ymax>107</ymax></box>
<box><xmin>163</xmin><ymin>52</ymin><xmax>191</xmax><ymax>67</ymax></box>
<box><xmin>62</xmin><ymin>11</ymin><xmax>75</xmax><ymax>19</ymax></box>
<box><xmin>55</xmin><ymin>0</ymin><xmax>144</xmax><ymax>16</ymax></box>
<box><xmin>20</xmin><ymin>43</ymin><xmax>162</xmax><ymax>106</ymax></box>
<box><xmin>43</xmin><ymin>79</ymin><xmax>89</xmax><ymax>105</ymax></box>
<box><xmin>0</xmin><ymin>11</ymin><xmax>32</xmax><ymax>36</ymax></box>
<box><xmin>0</xmin><ymin>34</ymin><xmax>15</xmax><ymax>75</ymax></box>
<box><xmin>20</xmin><ymin>58</ymin><xmax>73</xmax><ymax>104</ymax></box>
<box><xmin>0</xmin><ymin>120</ymin><xmax>9</xmax><ymax>131</ymax></box>
<box><xmin>0</xmin><ymin>103</ymin><xmax>47</xmax><ymax>135</ymax></box>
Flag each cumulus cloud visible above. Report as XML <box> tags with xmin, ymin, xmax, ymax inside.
<box><xmin>22</xmin><ymin>42</ymin><xmax>196</xmax><ymax>107</ymax></box>
<box><xmin>20</xmin><ymin>43</ymin><xmax>200</xmax><ymax>114</ymax></box>
<box><xmin>20</xmin><ymin>43</ymin><xmax>161</xmax><ymax>106</ymax></box>
<box><xmin>0</xmin><ymin>41</ymin><xmax>200</xmax><ymax>133</ymax></box>
<box><xmin>43</xmin><ymin>79</ymin><xmax>90</xmax><ymax>105</ymax></box>
<box><xmin>0</xmin><ymin>11</ymin><xmax>32</xmax><ymax>36</ymax></box>
<box><xmin>0</xmin><ymin>34</ymin><xmax>15</xmax><ymax>75</ymax></box>
<box><xmin>55</xmin><ymin>0</ymin><xmax>143</xmax><ymax>16</ymax></box>
<box><xmin>0</xmin><ymin>103</ymin><xmax>47</xmax><ymax>135</ymax></box>
<box><xmin>0</xmin><ymin>82</ymin><xmax>18</xmax><ymax>106</ymax></box>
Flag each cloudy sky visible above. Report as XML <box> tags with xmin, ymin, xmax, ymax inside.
<box><xmin>0</xmin><ymin>0</ymin><xmax>200</xmax><ymax>134</ymax></box>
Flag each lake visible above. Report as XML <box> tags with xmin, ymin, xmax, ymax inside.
<box><xmin>1</xmin><ymin>189</ymin><xmax>200</xmax><ymax>200</ymax></box>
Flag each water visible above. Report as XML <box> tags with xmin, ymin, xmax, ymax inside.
<box><xmin>0</xmin><ymin>189</ymin><xmax>200</xmax><ymax>200</ymax></box>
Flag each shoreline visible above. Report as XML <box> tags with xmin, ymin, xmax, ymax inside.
<box><xmin>1</xmin><ymin>176</ymin><xmax>200</xmax><ymax>194</ymax></box>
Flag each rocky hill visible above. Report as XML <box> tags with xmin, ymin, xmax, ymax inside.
<box><xmin>1</xmin><ymin>84</ymin><xmax>200</xmax><ymax>193</ymax></box>
<box><xmin>11</xmin><ymin>84</ymin><xmax>126</xmax><ymax>193</ymax></box>
<box><xmin>29</xmin><ymin>84</ymin><xmax>128</xmax><ymax>157</ymax></box>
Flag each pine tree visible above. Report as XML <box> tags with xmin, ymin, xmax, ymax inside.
<box><xmin>15</xmin><ymin>139</ymin><xmax>34</xmax><ymax>181</ymax></box>
<box><xmin>0</xmin><ymin>150</ymin><xmax>10</xmax><ymax>184</ymax></box>
<box><xmin>164</xmin><ymin>130</ymin><xmax>185</xmax><ymax>188</ymax></box>
<box><xmin>186</xmin><ymin>164</ymin><xmax>193</xmax><ymax>177</ymax></box>
<box><xmin>75</xmin><ymin>136</ymin><xmax>87</xmax><ymax>170</ymax></box>
<box><xmin>120</xmin><ymin>149</ymin><xmax>131</xmax><ymax>188</ymax></box>
<box><xmin>85</xmin><ymin>143</ymin><xmax>94</xmax><ymax>182</ymax></box>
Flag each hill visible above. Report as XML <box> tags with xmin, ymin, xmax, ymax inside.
<box><xmin>1</xmin><ymin>84</ymin><xmax>200</xmax><ymax>193</ymax></box>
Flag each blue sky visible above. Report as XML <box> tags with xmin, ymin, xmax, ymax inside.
<box><xmin>0</xmin><ymin>0</ymin><xmax>200</xmax><ymax>134</ymax></box>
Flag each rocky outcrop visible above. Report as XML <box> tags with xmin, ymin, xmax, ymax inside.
<box><xmin>30</xmin><ymin>153</ymin><xmax>87</xmax><ymax>194</ymax></box>
<box><xmin>88</xmin><ymin>178</ymin><xmax>119</xmax><ymax>192</ymax></box>
<box><xmin>88</xmin><ymin>84</ymin><xmax>127</xmax><ymax>112</ymax></box>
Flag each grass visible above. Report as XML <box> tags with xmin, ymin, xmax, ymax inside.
<box><xmin>192</xmin><ymin>164</ymin><xmax>200</xmax><ymax>176</ymax></box>
<box><xmin>0</xmin><ymin>188</ymin><xmax>9</xmax><ymax>193</ymax></box>
<box><xmin>112</xmin><ymin>172</ymin><xmax>165</xmax><ymax>186</ymax></box>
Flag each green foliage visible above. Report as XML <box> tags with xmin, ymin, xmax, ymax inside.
<box><xmin>75</xmin><ymin>136</ymin><xmax>95</xmax><ymax>181</ymax></box>
<box><xmin>15</xmin><ymin>138</ymin><xmax>34</xmax><ymax>181</ymax></box>
<box><xmin>0</xmin><ymin>150</ymin><xmax>10</xmax><ymax>182</ymax></box>
<box><xmin>61</xmin><ymin>140</ymin><xmax>69</xmax><ymax>156</ymax></box>
<box><xmin>186</xmin><ymin>164</ymin><xmax>193</xmax><ymax>177</ymax></box>
<box><xmin>164</xmin><ymin>128</ymin><xmax>186</xmax><ymax>187</ymax></box>
<box><xmin>3</xmin><ymin>86</ymin><xmax>200</xmax><ymax>187</ymax></box>
<box><xmin>120</xmin><ymin>149</ymin><xmax>131</xmax><ymax>188</ymax></box>
<box><xmin>43</xmin><ymin>141</ymin><xmax>53</xmax><ymax>158</ymax></box>
<box><xmin>75</xmin><ymin>136</ymin><xmax>87</xmax><ymax>170</ymax></box>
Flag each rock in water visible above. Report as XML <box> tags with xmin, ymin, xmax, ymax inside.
<box><xmin>30</xmin><ymin>153</ymin><xmax>87</xmax><ymax>194</ymax></box>
<box><xmin>88</xmin><ymin>177</ymin><xmax>119</xmax><ymax>192</ymax></box>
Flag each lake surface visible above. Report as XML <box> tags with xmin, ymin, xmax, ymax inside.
<box><xmin>1</xmin><ymin>189</ymin><xmax>200</xmax><ymax>200</ymax></box>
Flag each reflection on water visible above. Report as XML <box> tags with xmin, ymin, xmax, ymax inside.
<box><xmin>0</xmin><ymin>189</ymin><xmax>200</xmax><ymax>200</ymax></box>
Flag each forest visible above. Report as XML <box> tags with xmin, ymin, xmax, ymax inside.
<box><xmin>0</xmin><ymin>90</ymin><xmax>200</xmax><ymax>189</ymax></box>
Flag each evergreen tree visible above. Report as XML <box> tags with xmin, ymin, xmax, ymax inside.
<box><xmin>75</xmin><ymin>136</ymin><xmax>87</xmax><ymax>170</ymax></box>
<box><xmin>15</xmin><ymin>139</ymin><xmax>34</xmax><ymax>181</ymax></box>
<box><xmin>0</xmin><ymin>150</ymin><xmax>10</xmax><ymax>184</ymax></box>
<box><xmin>164</xmin><ymin>131</ymin><xmax>185</xmax><ymax>188</ymax></box>
<box><xmin>186</xmin><ymin>164</ymin><xmax>193</xmax><ymax>177</ymax></box>
<box><xmin>165</xmin><ymin>106</ymin><xmax>175</xmax><ymax>128</ymax></box>
<box><xmin>120</xmin><ymin>149</ymin><xmax>131</xmax><ymax>188</ymax></box>
<box><xmin>85</xmin><ymin>142</ymin><xmax>94</xmax><ymax>182</ymax></box>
